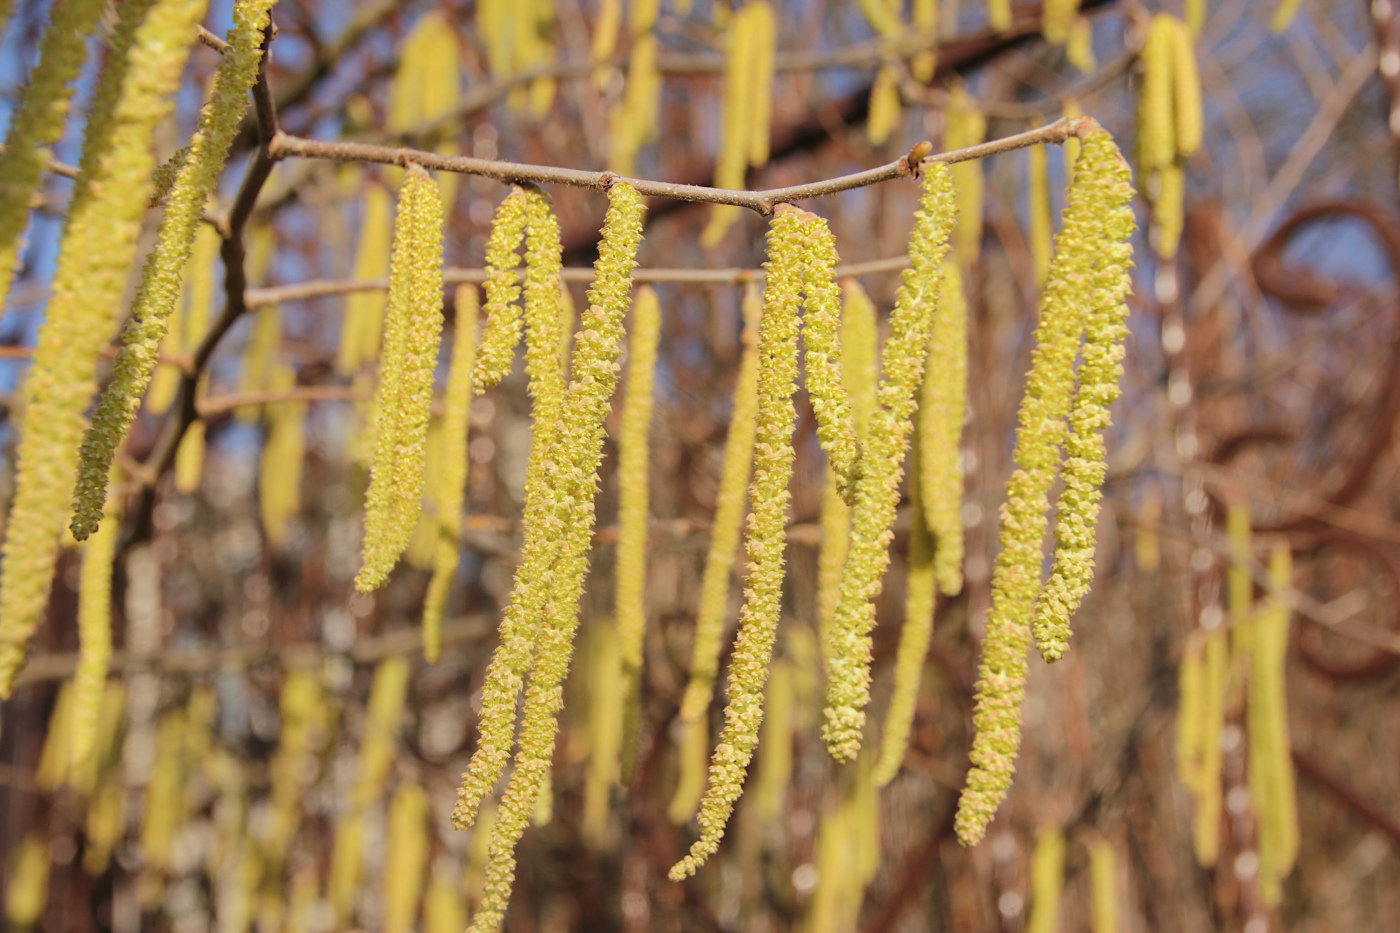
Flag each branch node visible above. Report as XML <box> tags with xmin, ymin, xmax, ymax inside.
<box><xmin>904</xmin><ymin>141</ymin><xmax>934</xmax><ymax>175</ymax></box>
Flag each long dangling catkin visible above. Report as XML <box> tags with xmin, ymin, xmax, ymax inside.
<box><xmin>746</xmin><ymin>0</ymin><xmax>777</xmax><ymax>167</ymax></box>
<box><xmin>592</xmin><ymin>0</ymin><xmax>622</xmax><ymax>60</ymax></box>
<box><xmin>384</xmin><ymin>782</ymin><xmax>430</xmax><ymax>933</ymax></box>
<box><xmin>751</xmin><ymin>658</ymin><xmax>794</xmax><ymax>822</ymax></box>
<box><xmin>1032</xmin><ymin>161</ymin><xmax>1134</xmax><ymax>662</ymax></box>
<box><xmin>1029</xmin><ymin>143</ymin><xmax>1054</xmax><ymax>286</ymax></box>
<box><xmin>1043</xmin><ymin>0</ymin><xmax>1080</xmax><ymax>44</ymax></box>
<box><xmin>668</xmin><ymin>207</ymin><xmax>806</xmax><ymax>881</ymax></box>
<box><xmin>581</xmin><ymin>619</ymin><xmax>624</xmax><ymax>847</ymax></box>
<box><xmin>873</xmin><ymin>439</ymin><xmax>938</xmax><ymax>787</ymax></box>
<box><xmin>1175</xmin><ymin>633</ymin><xmax>1205</xmax><ymax>789</ymax></box>
<box><xmin>945</xmin><ymin>86</ymin><xmax>986</xmax><ymax>264</ymax></box>
<box><xmin>4</xmin><ymin>832</ymin><xmax>50</xmax><ymax>926</ymax></box>
<box><xmin>1066</xmin><ymin>16</ymin><xmax>1097</xmax><ymax>73</ymax></box>
<box><xmin>1151</xmin><ymin>161</ymin><xmax>1185</xmax><ymax>260</ymax></box>
<box><xmin>259</xmin><ymin>365</ymin><xmax>306</xmax><ymax>548</ymax></box>
<box><xmin>920</xmin><ymin>259</ymin><xmax>967</xmax><ymax>596</ymax></box>
<box><xmin>356</xmin><ymin>165</ymin><xmax>445</xmax><ymax>592</ymax></box>
<box><xmin>616</xmin><ymin>285</ymin><xmax>662</xmax><ymax>753</ymax></box>
<box><xmin>822</xmin><ymin>163</ymin><xmax>956</xmax><ymax>764</ymax></box>
<box><xmin>1026</xmin><ymin>826</ymin><xmax>1067</xmax><ymax>933</ymax></box>
<box><xmin>867</xmin><ymin>65</ymin><xmax>902</xmax><ymax>147</ymax></box>
<box><xmin>463</xmin><ymin>183</ymin><xmax>644</xmax><ymax>933</ymax></box>
<box><xmin>802</xmin><ymin>218</ymin><xmax>862</xmax><ymax>504</ymax></box>
<box><xmin>473</xmin><ymin>190</ymin><xmax>530</xmax><ymax>391</ymax></box>
<box><xmin>667</xmin><ymin>715</ymin><xmax>710</xmax><ymax>824</ymax></box>
<box><xmin>1170</xmin><ymin>17</ymin><xmax>1203</xmax><ymax>158</ymax></box>
<box><xmin>337</xmin><ymin>183</ymin><xmax>393</xmax><ymax>373</ymax></box>
<box><xmin>1251</xmin><ymin>544</ymin><xmax>1298</xmax><ymax>906</ymax></box>
<box><xmin>1193</xmin><ymin>625</ymin><xmax>1227</xmax><ymax>865</ymax></box>
<box><xmin>423</xmin><ymin>286</ymin><xmax>479</xmax><ymax>662</ymax></box>
<box><xmin>69</xmin><ymin>0</ymin><xmax>275</xmax><ymax>542</ymax></box>
<box><xmin>702</xmin><ymin>2</ymin><xmax>774</xmax><ymax>245</ymax></box>
<box><xmin>840</xmin><ymin>278</ymin><xmax>880</xmax><ymax>441</ymax></box>
<box><xmin>0</xmin><ymin>0</ymin><xmax>106</xmax><ymax>303</ymax></box>
<box><xmin>677</xmin><ymin>284</ymin><xmax>762</xmax><ymax>728</ymax></box>
<box><xmin>70</xmin><ymin>474</ymin><xmax>122</xmax><ymax>775</ymax></box>
<box><xmin>609</xmin><ymin>34</ymin><xmax>661</xmax><ymax>176</ymax></box>
<box><xmin>35</xmin><ymin>683</ymin><xmax>75</xmax><ymax>792</ymax></box>
<box><xmin>1137</xmin><ymin>15</ymin><xmax>1176</xmax><ymax>174</ymax></box>
<box><xmin>237</xmin><ymin>301</ymin><xmax>283</xmax><ymax>422</ymax></box>
<box><xmin>0</xmin><ymin>0</ymin><xmax>210</xmax><ymax>697</ymax></box>
<box><xmin>955</xmin><ymin>129</ymin><xmax>1135</xmax><ymax>845</ymax></box>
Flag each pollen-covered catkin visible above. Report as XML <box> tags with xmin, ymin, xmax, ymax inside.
<box><xmin>69</xmin><ymin>0</ymin><xmax>276</xmax><ymax>542</ymax></box>
<box><xmin>0</xmin><ymin>0</ymin><xmax>210</xmax><ymax>697</ymax></box>
<box><xmin>0</xmin><ymin>0</ymin><xmax>106</xmax><ymax>303</ymax></box>
<box><xmin>702</xmin><ymin>1</ymin><xmax>775</xmax><ymax>245</ymax></box>
<box><xmin>945</xmin><ymin>86</ymin><xmax>986</xmax><ymax>263</ymax></box>
<box><xmin>678</xmin><ymin>285</ymin><xmax>762</xmax><ymax>726</ymax></box>
<box><xmin>1137</xmin><ymin>15</ymin><xmax>1176</xmax><ymax>173</ymax></box>
<box><xmin>821</xmin><ymin>163</ymin><xmax>956</xmax><ymax>764</ymax></box>
<box><xmin>801</xmin><ymin>216</ymin><xmax>862</xmax><ymax>504</ymax></box>
<box><xmin>669</xmin><ymin>207</ymin><xmax>805</xmax><ymax>881</ymax></box>
<box><xmin>356</xmin><ymin>165</ymin><xmax>445</xmax><ymax>592</ymax></box>
<box><xmin>920</xmin><ymin>259</ymin><xmax>967</xmax><ymax>596</ymax></box>
<box><xmin>955</xmin><ymin>129</ymin><xmax>1135</xmax><ymax>845</ymax></box>
<box><xmin>473</xmin><ymin>190</ymin><xmax>530</xmax><ymax>391</ymax></box>
<box><xmin>1170</xmin><ymin>17</ymin><xmax>1203</xmax><ymax>158</ymax></box>
<box><xmin>70</xmin><ymin>475</ymin><xmax>122</xmax><ymax>774</ymax></box>
<box><xmin>463</xmin><ymin>182</ymin><xmax>644</xmax><ymax>933</ymax></box>
<box><xmin>1033</xmin><ymin>146</ymin><xmax>1135</xmax><ymax>662</ymax></box>
<box><xmin>423</xmin><ymin>286</ymin><xmax>479</xmax><ymax>662</ymax></box>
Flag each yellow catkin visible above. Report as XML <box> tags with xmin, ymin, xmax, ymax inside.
<box><xmin>873</xmin><ymin>443</ymin><xmax>938</xmax><ymax>787</ymax></box>
<box><xmin>237</xmin><ymin>302</ymin><xmax>283</xmax><ymax>422</ymax></box>
<box><xmin>384</xmin><ymin>782</ymin><xmax>430</xmax><ymax>933</ymax></box>
<box><xmin>463</xmin><ymin>183</ymin><xmax>644</xmax><ymax>933</ymax></box>
<box><xmin>5</xmin><ymin>832</ymin><xmax>50</xmax><ymax>926</ymax></box>
<box><xmin>70</xmin><ymin>0</ymin><xmax>275</xmax><ymax>540</ymax></box>
<box><xmin>592</xmin><ymin>0</ymin><xmax>622</xmax><ymax>60</ymax></box>
<box><xmin>141</xmin><ymin>710</ymin><xmax>189</xmax><ymax>890</ymax></box>
<box><xmin>1029</xmin><ymin>143</ymin><xmax>1053</xmax><ymax>286</ymax></box>
<box><xmin>817</xmin><ymin>473</ymin><xmax>853</xmax><ymax>657</ymax></box>
<box><xmin>911</xmin><ymin>0</ymin><xmax>938</xmax><ymax>81</ymax></box>
<box><xmin>0</xmin><ymin>0</ymin><xmax>210</xmax><ymax>695</ymax></box>
<box><xmin>389</xmin><ymin>12</ymin><xmax>461</xmax><ymax>205</ymax></box>
<box><xmin>84</xmin><ymin>776</ymin><xmax>125</xmax><ymax>875</ymax></box>
<box><xmin>956</xmin><ymin>131</ymin><xmax>1135</xmax><ymax>844</ymax></box>
<box><xmin>1135</xmin><ymin>486</ymin><xmax>1161</xmax><ymax>570</ymax></box>
<box><xmin>945</xmin><ymin>86</ymin><xmax>986</xmax><ymax>264</ymax></box>
<box><xmin>147</xmin><ymin>222</ymin><xmax>219</xmax><ymax>417</ymax></box>
<box><xmin>616</xmin><ymin>284</ymin><xmax>662</xmax><ymax>772</ymax></box>
<box><xmin>0</xmin><ymin>0</ymin><xmax>107</xmax><ymax>302</ymax></box>
<box><xmin>1187</xmin><ymin>0</ymin><xmax>1207</xmax><ymax>35</ymax></box>
<box><xmin>702</xmin><ymin>2</ymin><xmax>774</xmax><ymax>244</ymax></box>
<box><xmin>667</xmin><ymin>716</ymin><xmax>711</xmax><ymax>825</ymax></box>
<box><xmin>752</xmin><ymin>659</ymin><xmax>794</xmax><ymax>821</ymax></box>
<box><xmin>920</xmin><ymin>259</ymin><xmax>967</xmax><ymax>596</ymax></box>
<box><xmin>822</xmin><ymin>165</ymin><xmax>956</xmax><ymax>764</ymax></box>
<box><xmin>1043</xmin><ymin>0</ymin><xmax>1080</xmax><ymax>44</ymax></box>
<box><xmin>473</xmin><ymin>190</ymin><xmax>530</xmax><ymax>391</ymax></box>
<box><xmin>259</xmin><ymin>365</ymin><xmax>307</xmax><ymax>548</ymax></box>
<box><xmin>806</xmin><ymin>763</ymin><xmax>881</xmax><ymax>933</ymax></box>
<box><xmin>35</xmin><ymin>683</ymin><xmax>75</xmax><ymax>792</ymax></box>
<box><xmin>1272</xmin><ymin>0</ymin><xmax>1303</xmax><ymax>31</ymax></box>
<box><xmin>175</xmin><ymin>419</ymin><xmax>206</xmax><ymax>493</ymax></box>
<box><xmin>1137</xmin><ymin>15</ymin><xmax>1176</xmax><ymax>173</ymax></box>
<box><xmin>264</xmin><ymin>673</ymin><xmax>331</xmax><ymax>859</ymax></box>
<box><xmin>1061</xmin><ymin>98</ymin><xmax>1084</xmax><ymax>167</ymax></box>
<box><xmin>71</xmin><ymin>476</ymin><xmax>122</xmax><ymax>775</ymax></box>
<box><xmin>988</xmin><ymin>0</ymin><xmax>1012</xmax><ymax>30</ymax></box>
<box><xmin>858</xmin><ymin>0</ymin><xmax>901</xmax><ymax>37</ymax></box>
<box><xmin>582</xmin><ymin>619</ymin><xmax>624</xmax><ymax>847</ymax></box>
<box><xmin>424</xmin><ymin>286</ymin><xmax>479</xmax><ymax>662</ymax></box>
<box><xmin>1175</xmin><ymin>634</ymin><xmax>1206</xmax><ymax>789</ymax></box>
<box><xmin>746</xmin><ymin>1</ymin><xmax>776</xmax><ymax>168</ymax></box>
<box><xmin>338</xmin><ymin>183</ymin><xmax>394</xmax><ymax>373</ymax></box>
<box><xmin>678</xmin><ymin>285</ymin><xmax>763</xmax><ymax>725</ymax></box>
<box><xmin>1151</xmin><ymin>161</ymin><xmax>1185</xmax><ymax>260</ymax></box>
<box><xmin>802</xmin><ymin>218</ymin><xmax>862</xmax><ymax>504</ymax></box>
<box><xmin>72</xmin><ymin>683</ymin><xmax>124</xmax><ymax>798</ymax></box>
<box><xmin>1170</xmin><ymin>18</ymin><xmax>1203</xmax><ymax>158</ymax></box>
<box><xmin>1026</xmin><ymin>826</ymin><xmax>1066</xmax><ymax>933</ymax></box>
<box><xmin>1085</xmin><ymin>836</ymin><xmax>1119</xmax><ymax>933</ymax></box>
<box><xmin>669</xmin><ymin>208</ymin><xmax>806</xmax><ymax>881</ymax></box>
<box><xmin>356</xmin><ymin>166</ymin><xmax>445</xmax><ymax>592</ymax></box>
<box><xmin>609</xmin><ymin>34</ymin><xmax>661</xmax><ymax>176</ymax></box>
<box><xmin>425</xmin><ymin>869</ymin><xmax>467</xmax><ymax>933</ymax></box>
<box><xmin>1194</xmin><ymin>626</ymin><xmax>1228</xmax><ymax>866</ymax></box>
<box><xmin>1066</xmin><ymin>16</ymin><xmax>1097</xmax><ymax>73</ymax></box>
<box><xmin>1252</xmin><ymin>545</ymin><xmax>1298</xmax><ymax>906</ymax></box>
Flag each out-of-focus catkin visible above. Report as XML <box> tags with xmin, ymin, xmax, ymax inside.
<box><xmin>338</xmin><ymin>183</ymin><xmax>394</xmax><ymax>373</ymax></box>
<box><xmin>1026</xmin><ymin>826</ymin><xmax>1066</xmax><ymax>933</ymax></box>
<box><xmin>703</xmin><ymin>2</ymin><xmax>776</xmax><ymax>245</ymax></box>
<box><xmin>945</xmin><ymin>86</ymin><xmax>986</xmax><ymax>263</ymax></box>
<box><xmin>71</xmin><ymin>474</ymin><xmax>122</xmax><ymax>775</ymax></box>
<box><xmin>384</xmin><ymin>782</ymin><xmax>430</xmax><ymax>933</ymax></box>
<box><xmin>867</xmin><ymin>65</ymin><xmax>902</xmax><ymax>146</ymax></box>
<box><xmin>1251</xmin><ymin>544</ymin><xmax>1299</xmax><ymax>906</ymax></box>
<box><xmin>920</xmin><ymin>258</ymin><xmax>967</xmax><ymax>596</ymax></box>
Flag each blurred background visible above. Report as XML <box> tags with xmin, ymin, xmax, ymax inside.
<box><xmin>1</xmin><ymin>0</ymin><xmax>1399</xmax><ymax>931</ymax></box>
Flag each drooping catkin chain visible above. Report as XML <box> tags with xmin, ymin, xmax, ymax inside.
<box><xmin>464</xmin><ymin>182</ymin><xmax>644</xmax><ymax>933</ymax></box>
<box><xmin>920</xmin><ymin>258</ymin><xmax>967</xmax><ymax>597</ymax></box>
<box><xmin>473</xmin><ymin>190</ymin><xmax>531</xmax><ymax>392</ymax></box>
<box><xmin>0</xmin><ymin>0</ymin><xmax>210</xmax><ymax>697</ymax></box>
<box><xmin>337</xmin><ymin>183</ymin><xmax>393</xmax><ymax>373</ymax></box>
<box><xmin>801</xmin><ymin>218</ymin><xmax>862</xmax><ymax>505</ymax></box>
<box><xmin>0</xmin><ymin>0</ymin><xmax>107</xmax><ymax>304</ymax></box>
<box><xmin>954</xmin><ymin>129</ymin><xmax>1135</xmax><ymax>846</ymax></box>
<box><xmin>678</xmin><ymin>284</ymin><xmax>763</xmax><ymax>728</ymax></box>
<box><xmin>821</xmin><ymin>162</ymin><xmax>956</xmax><ymax>765</ymax></box>
<box><xmin>945</xmin><ymin>86</ymin><xmax>985</xmax><ymax>264</ymax></box>
<box><xmin>1031</xmin><ymin>146</ymin><xmax>1135</xmax><ymax>662</ymax></box>
<box><xmin>69</xmin><ymin>0</ymin><xmax>276</xmax><ymax>542</ymax></box>
<box><xmin>615</xmin><ymin>285</ymin><xmax>662</xmax><ymax>756</ymax></box>
<box><xmin>1250</xmin><ymin>545</ymin><xmax>1299</xmax><ymax>906</ymax></box>
<box><xmin>610</xmin><ymin>34</ymin><xmax>661</xmax><ymax>176</ymax></box>
<box><xmin>356</xmin><ymin>165</ymin><xmax>445</xmax><ymax>591</ymax></box>
<box><xmin>668</xmin><ymin>207</ymin><xmax>806</xmax><ymax>882</ymax></box>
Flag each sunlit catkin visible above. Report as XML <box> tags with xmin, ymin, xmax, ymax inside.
<box><xmin>867</xmin><ymin>66</ymin><xmax>903</xmax><ymax>146</ymax></box>
<box><xmin>1193</xmin><ymin>625</ymin><xmax>1227</xmax><ymax>865</ymax></box>
<box><xmin>1027</xmin><ymin>826</ymin><xmax>1066</xmax><ymax>933</ymax></box>
<box><xmin>1088</xmin><ymin>836</ymin><xmax>1120</xmax><ymax>933</ymax></box>
<box><xmin>669</xmin><ymin>207</ymin><xmax>805</xmax><ymax>881</ymax></box>
<box><xmin>1029</xmin><ymin>143</ymin><xmax>1054</xmax><ymax>286</ymax></box>
<box><xmin>338</xmin><ymin>183</ymin><xmax>393</xmax><ymax>373</ymax></box>
<box><xmin>616</xmin><ymin>286</ymin><xmax>662</xmax><ymax>738</ymax></box>
<box><xmin>463</xmin><ymin>183</ymin><xmax>644</xmax><ymax>933</ymax></box>
<box><xmin>259</xmin><ymin>365</ymin><xmax>307</xmax><ymax>548</ymax></box>
<box><xmin>1033</xmin><ymin>152</ymin><xmax>1134</xmax><ymax>662</ymax></box>
<box><xmin>802</xmin><ymin>218</ymin><xmax>862</xmax><ymax>503</ymax></box>
<box><xmin>1043</xmin><ymin>0</ymin><xmax>1080</xmax><ymax>43</ymax></box>
<box><xmin>703</xmin><ymin>1</ymin><xmax>775</xmax><ymax>245</ymax></box>
<box><xmin>69</xmin><ymin>0</ymin><xmax>275</xmax><ymax>542</ymax></box>
<box><xmin>1251</xmin><ymin>545</ymin><xmax>1298</xmax><ymax>906</ymax></box>
<box><xmin>1170</xmin><ymin>17</ymin><xmax>1203</xmax><ymax>157</ymax></box>
<box><xmin>0</xmin><ymin>0</ymin><xmax>106</xmax><ymax>303</ymax></box>
<box><xmin>667</xmin><ymin>716</ymin><xmax>710</xmax><ymax>824</ymax></box>
<box><xmin>945</xmin><ymin>86</ymin><xmax>986</xmax><ymax>263</ymax></box>
<box><xmin>5</xmin><ymin>832</ymin><xmax>50</xmax><ymax>926</ymax></box>
<box><xmin>474</xmin><ymin>190</ymin><xmax>530</xmax><ymax>391</ymax></box>
<box><xmin>988</xmin><ymin>0</ymin><xmax>1012</xmax><ymax>30</ymax></box>
<box><xmin>423</xmin><ymin>286</ymin><xmax>479</xmax><ymax>662</ymax></box>
<box><xmin>582</xmin><ymin>619</ymin><xmax>625</xmax><ymax>847</ymax></box>
<box><xmin>356</xmin><ymin>165</ymin><xmax>445</xmax><ymax>591</ymax></box>
<box><xmin>920</xmin><ymin>259</ymin><xmax>967</xmax><ymax>596</ymax></box>
<box><xmin>609</xmin><ymin>34</ymin><xmax>661</xmax><ymax>176</ymax></box>
<box><xmin>35</xmin><ymin>683</ymin><xmax>75</xmax><ymax>792</ymax></box>
<box><xmin>1137</xmin><ymin>15</ymin><xmax>1176</xmax><ymax>173</ymax></box>
<box><xmin>822</xmin><ymin>163</ymin><xmax>956</xmax><ymax>764</ymax></box>
<box><xmin>384</xmin><ymin>782</ymin><xmax>430</xmax><ymax>933</ymax></box>
<box><xmin>678</xmin><ymin>285</ymin><xmax>762</xmax><ymax>726</ymax></box>
<box><xmin>0</xmin><ymin>0</ymin><xmax>209</xmax><ymax>696</ymax></box>
<box><xmin>1175</xmin><ymin>633</ymin><xmax>1206</xmax><ymax>789</ymax></box>
<box><xmin>956</xmin><ymin>129</ymin><xmax>1135</xmax><ymax>845</ymax></box>
<box><xmin>71</xmin><ymin>476</ymin><xmax>122</xmax><ymax>775</ymax></box>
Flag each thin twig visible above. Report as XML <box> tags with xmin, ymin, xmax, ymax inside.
<box><xmin>0</xmin><ymin>143</ymin><xmax>79</xmax><ymax>180</ymax></box>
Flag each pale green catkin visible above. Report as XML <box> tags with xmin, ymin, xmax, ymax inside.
<box><xmin>615</xmin><ymin>285</ymin><xmax>662</xmax><ymax>730</ymax></box>
<box><xmin>821</xmin><ymin>163</ymin><xmax>956</xmax><ymax>764</ymax></box>
<box><xmin>920</xmin><ymin>259</ymin><xmax>967</xmax><ymax>596</ymax></box>
<box><xmin>801</xmin><ymin>216</ymin><xmax>862</xmax><ymax>505</ymax></box>
<box><xmin>678</xmin><ymin>285</ymin><xmax>762</xmax><ymax>725</ymax></box>
<box><xmin>463</xmin><ymin>182</ymin><xmax>645</xmax><ymax>933</ymax></box>
<box><xmin>70</xmin><ymin>0</ymin><xmax>277</xmax><ymax>542</ymax></box>
<box><xmin>1033</xmin><ymin>146</ymin><xmax>1135</xmax><ymax>662</ymax></box>
<box><xmin>356</xmin><ymin>165</ymin><xmax>445</xmax><ymax>591</ymax></box>
<box><xmin>955</xmin><ymin>130</ymin><xmax>1135</xmax><ymax>846</ymax></box>
<box><xmin>423</xmin><ymin>285</ymin><xmax>479</xmax><ymax>663</ymax></box>
<box><xmin>0</xmin><ymin>0</ymin><xmax>107</xmax><ymax>303</ymax></box>
<box><xmin>669</xmin><ymin>207</ymin><xmax>805</xmax><ymax>882</ymax></box>
<box><xmin>472</xmin><ymin>190</ymin><xmax>530</xmax><ymax>392</ymax></box>
<box><xmin>872</xmin><ymin>440</ymin><xmax>938</xmax><ymax>787</ymax></box>
<box><xmin>0</xmin><ymin>0</ymin><xmax>209</xmax><ymax>697</ymax></box>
